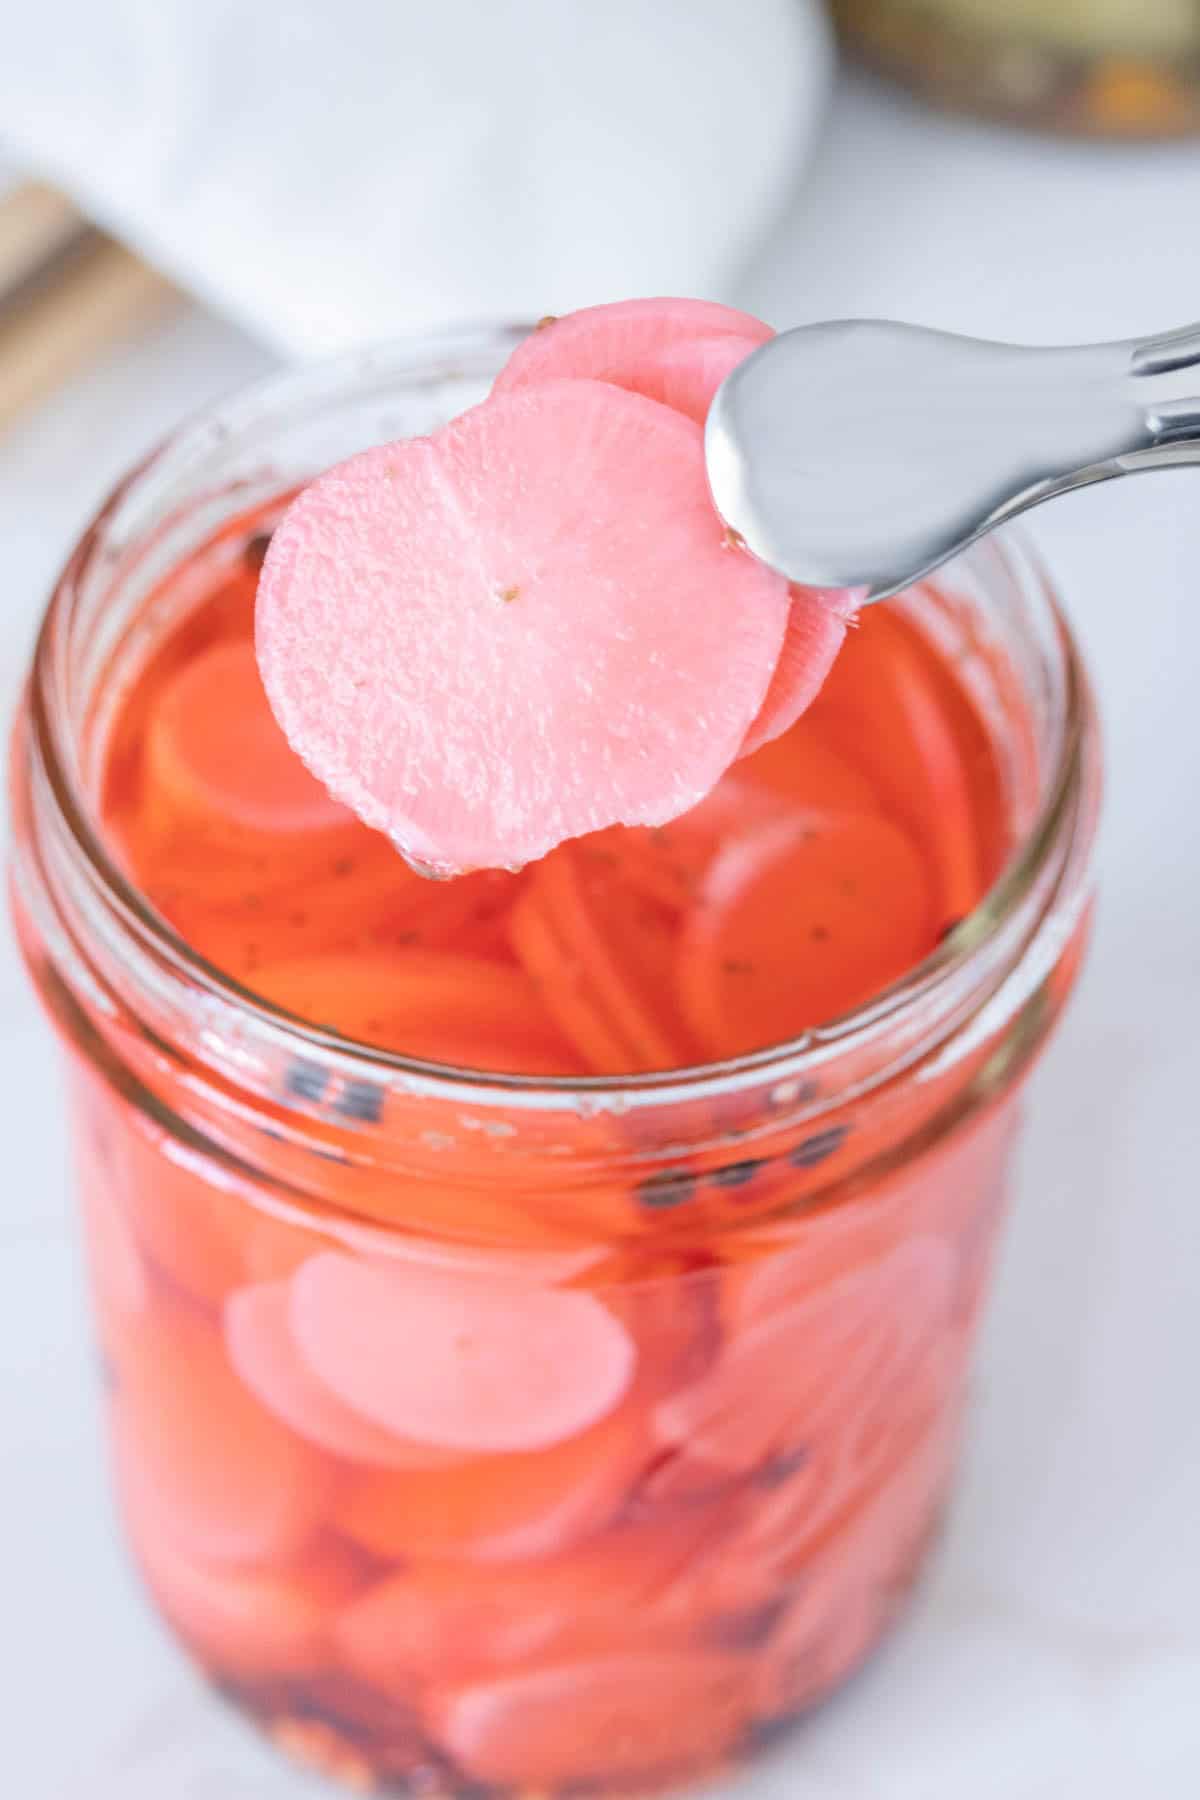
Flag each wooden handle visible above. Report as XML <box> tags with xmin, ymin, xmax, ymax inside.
<box><xmin>0</xmin><ymin>180</ymin><xmax>87</xmax><ymax>301</ymax></box>
<box><xmin>0</xmin><ymin>181</ymin><xmax>178</xmax><ymax>431</ymax></box>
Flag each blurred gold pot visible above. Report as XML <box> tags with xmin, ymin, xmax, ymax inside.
<box><xmin>834</xmin><ymin>0</ymin><xmax>1200</xmax><ymax>136</ymax></box>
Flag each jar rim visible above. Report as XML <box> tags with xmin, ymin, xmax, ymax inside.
<box><xmin>24</xmin><ymin>325</ymin><xmax>1094</xmax><ymax>1118</ymax></box>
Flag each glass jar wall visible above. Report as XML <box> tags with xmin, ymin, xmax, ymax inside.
<box><xmin>9</xmin><ymin>334</ymin><xmax>1100</xmax><ymax>1797</ymax></box>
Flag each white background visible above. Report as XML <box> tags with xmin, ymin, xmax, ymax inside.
<box><xmin>2</xmin><ymin>73</ymin><xmax>1199</xmax><ymax>1800</ymax></box>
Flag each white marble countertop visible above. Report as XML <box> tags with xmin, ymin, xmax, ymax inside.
<box><xmin>3</xmin><ymin>74</ymin><xmax>1199</xmax><ymax>1800</ymax></box>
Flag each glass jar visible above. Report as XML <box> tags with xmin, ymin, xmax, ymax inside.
<box><xmin>835</xmin><ymin>0</ymin><xmax>1200</xmax><ymax>137</ymax></box>
<box><xmin>8</xmin><ymin>330</ymin><xmax>1100</xmax><ymax>1798</ymax></box>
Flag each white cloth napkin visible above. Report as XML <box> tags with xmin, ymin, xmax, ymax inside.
<box><xmin>2</xmin><ymin>0</ymin><xmax>832</xmax><ymax>356</ymax></box>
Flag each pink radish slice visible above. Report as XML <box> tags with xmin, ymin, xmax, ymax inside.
<box><xmin>494</xmin><ymin>298</ymin><xmax>772</xmax><ymax>397</ymax></box>
<box><xmin>290</xmin><ymin>1253</ymin><xmax>637</xmax><ymax>1454</ymax></box>
<box><xmin>497</xmin><ymin>308</ymin><xmax>854</xmax><ymax>763</ymax></box>
<box><xmin>504</xmin><ymin>327</ymin><xmax>765</xmax><ymax>427</ymax></box>
<box><xmin>740</xmin><ymin>588</ymin><xmax>863</xmax><ymax>758</ymax></box>
<box><xmin>425</xmin><ymin>1650</ymin><xmax>751</xmax><ymax>1791</ymax></box>
<box><xmin>335</xmin><ymin>1402</ymin><xmax>651</xmax><ymax>1566</ymax></box>
<box><xmin>655</xmin><ymin>1242</ymin><xmax>953</xmax><ymax>1475</ymax></box>
<box><xmin>116</xmin><ymin>1427</ymin><xmax>360</xmax><ymax>1679</ymax></box>
<box><xmin>146</xmin><ymin>1547</ymin><xmax>355</xmax><ymax>1681</ymax></box>
<box><xmin>678</xmin><ymin>810</ymin><xmax>937</xmax><ymax>1056</ymax></box>
<box><xmin>147</xmin><ymin>637</ymin><xmax>353</xmax><ymax>837</ymax></box>
<box><xmin>257</xmin><ymin>381</ymin><xmax>790</xmax><ymax>874</ymax></box>
<box><xmin>738</xmin><ymin>719</ymin><xmax>881</xmax><ymax>812</ymax></box>
<box><xmin>225</xmin><ymin>1281</ymin><xmax>466</xmax><ymax>1470</ymax></box>
<box><xmin>632</xmin><ymin>333</ymin><xmax>767</xmax><ymax>424</ymax></box>
<box><xmin>118</xmin><ymin>1301</ymin><xmax>332</xmax><ymax>1567</ymax></box>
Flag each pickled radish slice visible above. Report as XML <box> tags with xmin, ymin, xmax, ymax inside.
<box><xmin>113</xmin><ymin>1115</ymin><xmax>319</xmax><ymax>1309</ymax></box>
<box><xmin>805</xmin><ymin>602</ymin><xmax>981</xmax><ymax>917</ymax></box>
<box><xmin>578</xmin><ymin>777</ymin><xmax>786</xmax><ymax>917</ymax></box>
<box><xmin>753</xmin><ymin>1552</ymin><xmax>880</xmax><ymax>1722</ymax></box>
<box><xmin>249</xmin><ymin>949</ymin><xmax>583</xmax><ymax>1072</ymax></box>
<box><xmin>291</xmin><ymin>1254</ymin><xmax>636</xmax><ymax>1453</ymax></box>
<box><xmin>494</xmin><ymin>297</ymin><xmax>772</xmax><ymax>397</ymax></box>
<box><xmin>225</xmin><ymin>1282</ymin><xmax>466</xmax><ymax>1470</ymax></box>
<box><xmin>136</xmin><ymin>1538</ymin><xmax>357</xmax><ymax>1680</ymax></box>
<box><xmin>503</xmin><ymin>328</ymin><xmax>764</xmax><ymax>427</ymax></box>
<box><xmin>147</xmin><ymin>638</ymin><xmax>353</xmax><ymax>842</ymax></box>
<box><xmin>623</xmin><ymin>1257</ymin><xmax>723</xmax><ymax>1402</ymax></box>
<box><xmin>723</xmin><ymin>1105</ymin><xmax>1015</xmax><ymax>1334</ymax></box>
<box><xmin>739</xmin><ymin>718</ymin><xmax>880</xmax><ymax>812</ymax></box>
<box><xmin>734</xmin><ymin>1335</ymin><xmax>956</xmax><ymax>1584</ymax></box>
<box><xmin>508</xmin><ymin>842</ymin><xmax>695</xmax><ymax>1072</ymax></box>
<box><xmin>629</xmin><ymin>333</ymin><xmax>769</xmax><ymax>424</ymax></box>
<box><xmin>721</xmin><ymin>1438</ymin><xmax>850</xmax><ymax>1584</ymax></box>
<box><xmin>336</xmin><ymin>1562</ymin><xmax>564</xmax><ymax>1693</ymax></box>
<box><xmin>842</xmin><ymin>1338</ymin><xmax>960</xmax><ymax>1506</ymax></box>
<box><xmin>658</xmin><ymin>1243</ymin><xmax>953</xmax><ymax>1479</ymax></box>
<box><xmin>728</xmin><ymin>1204</ymin><xmax>914</xmax><ymax>1333</ymax></box>
<box><xmin>753</xmin><ymin>1422</ymin><xmax>952</xmax><ymax>1720</ymax></box>
<box><xmin>739</xmin><ymin>589</ymin><xmax>857</xmax><ymax>758</ymax></box>
<box><xmin>153</xmin><ymin>854</ymin><xmax>526</xmax><ymax>990</ymax></box>
<box><xmin>118</xmin><ymin>1433</ymin><xmax>361</xmax><ymax>1678</ymax></box>
<box><xmin>117</xmin><ymin>1301</ymin><xmax>333</xmax><ymax>1565</ymax></box>
<box><xmin>656</xmin><ymin>1275</ymin><xmax>879</xmax><ymax>1476</ymax></box>
<box><xmin>499</xmin><ymin>307</ymin><xmax>852</xmax><ymax>753</ymax></box>
<box><xmin>678</xmin><ymin>810</ymin><xmax>938</xmax><ymax>1056</ymax></box>
<box><xmin>335</xmin><ymin>1401</ymin><xmax>650</xmax><ymax>1563</ymax></box>
<box><xmin>256</xmin><ymin>380</ymin><xmax>790</xmax><ymax>873</ymax></box>
<box><xmin>336</xmin><ymin>1516</ymin><xmax>715</xmax><ymax>1694</ymax></box>
<box><xmin>506</xmin><ymin>887</ymin><xmax>630</xmax><ymax>1072</ymax></box>
<box><xmin>425</xmin><ymin>1650</ymin><xmax>752</xmax><ymax>1789</ymax></box>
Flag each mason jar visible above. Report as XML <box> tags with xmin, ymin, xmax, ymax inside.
<box><xmin>8</xmin><ymin>331</ymin><xmax>1100</xmax><ymax>1797</ymax></box>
